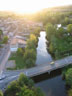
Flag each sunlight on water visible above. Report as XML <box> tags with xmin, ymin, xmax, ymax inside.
<box><xmin>36</xmin><ymin>31</ymin><xmax>52</xmax><ymax>65</ymax></box>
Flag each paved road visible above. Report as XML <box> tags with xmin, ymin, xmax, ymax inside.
<box><xmin>0</xmin><ymin>55</ymin><xmax>72</xmax><ymax>90</ymax></box>
<box><xmin>0</xmin><ymin>44</ymin><xmax>11</xmax><ymax>74</ymax></box>
<box><xmin>0</xmin><ymin>35</ymin><xmax>15</xmax><ymax>75</ymax></box>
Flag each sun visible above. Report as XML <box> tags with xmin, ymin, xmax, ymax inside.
<box><xmin>0</xmin><ymin>0</ymin><xmax>46</xmax><ymax>14</ymax></box>
<box><xmin>0</xmin><ymin>0</ymin><xmax>71</xmax><ymax>14</ymax></box>
<box><xmin>13</xmin><ymin>0</ymin><xmax>44</xmax><ymax>14</ymax></box>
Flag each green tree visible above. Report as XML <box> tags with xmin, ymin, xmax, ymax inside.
<box><xmin>18</xmin><ymin>86</ymin><xmax>35</xmax><ymax>96</ymax></box>
<box><xmin>25</xmin><ymin>58</ymin><xmax>35</xmax><ymax>68</ymax></box>
<box><xmin>5</xmin><ymin>74</ymin><xmax>44</xmax><ymax>96</ymax></box>
<box><xmin>45</xmin><ymin>23</ymin><xmax>56</xmax><ymax>40</ymax></box>
<box><xmin>0</xmin><ymin>29</ymin><xmax>3</xmax><ymax>40</ymax></box>
<box><xmin>24</xmin><ymin>49</ymin><xmax>36</xmax><ymax>60</ymax></box>
<box><xmin>66</xmin><ymin>68</ymin><xmax>72</xmax><ymax>86</ymax></box>
<box><xmin>18</xmin><ymin>73</ymin><xmax>29</xmax><ymax>87</ymax></box>
<box><xmin>26</xmin><ymin>34</ymin><xmax>37</xmax><ymax>49</ymax></box>
<box><xmin>64</xmin><ymin>17</ymin><xmax>69</xmax><ymax>25</ymax></box>
<box><xmin>67</xmin><ymin>24</ymin><xmax>72</xmax><ymax>35</ymax></box>
<box><xmin>57</xmin><ymin>27</ymin><xmax>65</xmax><ymax>38</ymax></box>
<box><xmin>4</xmin><ymin>81</ymin><xmax>20</xmax><ymax>96</ymax></box>
<box><xmin>3</xmin><ymin>36</ymin><xmax>8</xmax><ymax>44</ymax></box>
<box><xmin>17</xmin><ymin>48</ymin><xmax>23</xmax><ymax>56</ymax></box>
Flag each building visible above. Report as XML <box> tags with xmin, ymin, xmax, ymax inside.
<box><xmin>10</xmin><ymin>38</ymin><xmax>26</xmax><ymax>52</ymax></box>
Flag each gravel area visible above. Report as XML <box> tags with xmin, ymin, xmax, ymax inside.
<box><xmin>5</xmin><ymin>60</ymin><xmax>16</xmax><ymax>69</ymax></box>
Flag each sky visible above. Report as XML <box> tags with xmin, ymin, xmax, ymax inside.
<box><xmin>0</xmin><ymin>0</ymin><xmax>72</xmax><ymax>13</ymax></box>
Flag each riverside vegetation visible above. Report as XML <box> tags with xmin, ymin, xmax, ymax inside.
<box><xmin>46</xmin><ymin>23</ymin><xmax>72</xmax><ymax>60</ymax></box>
<box><xmin>0</xmin><ymin>73</ymin><xmax>44</xmax><ymax>96</ymax></box>
<box><xmin>45</xmin><ymin>22</ymin><xmax>72</xmax><ymax>96</ymax></box>
<box><xmin>9</xmin><ymin>27</ymin><xmax>40</xmax><ymax>70</ymax></box>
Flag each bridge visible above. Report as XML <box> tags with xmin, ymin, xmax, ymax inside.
<box><xmin>0</xmin><ymin>56</ymin><xmax>72</xmax><ymax>90</ymax></box>
<box><xmin>24</xmin><ymin>55</ymin><xmax>72</xmax><ymax>77</ymax></box>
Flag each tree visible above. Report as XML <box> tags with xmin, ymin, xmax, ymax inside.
<box><xmin>66</xmin><ymin>68</ymin><xmax>72</xmax><ymax>86</ymax></box>
<box><xmin>0</xmin><ymin>90</ymin><xmax>3</xmax><ymax>96</ymax></box>
<box><xmin>0</xmin><ymin>29</ymin><xmax>3</xmax><ymax>40</ymax></box>
<box><xmin>18</xmin><ymin>73</ymin><xmax>29</xmax><ymax>87</ymax></box>
<box><xmin>26</xmin><ymin>34</ymin><xmax>37</xmax><ymax>49</ymax></box>
<box><xmin>4</xmin><ymin>81</ymin><xmax>20</xmax><ymax>96</ymax></box>
<box><xmin>45</xmin><ymin>23</ymin><xmax>56</xmax><ymax>40</ymax></box>
<box><xmin>25</xmin><ymin>58</ymin><xmax>35</xmax><ymax>68</ymax></box>
<box><xmin>64</xmin><ymin>17</ymin><xmax>69</xmax><ymax>25</ymax></box>
<box><xmin>17</xmin><ymin>48</ymin><xmax>23</xmax><ymax>56</ymax></box>
<box><xmin>4</xmin><ymin>74</ymin><xmax>44</xmax><ymax>96</ymax></box>
<box><xmin>24</xmin><ymin>49</ymin><xmax>36</xmax><ymax>60</ymax></box>
<box><xmin>3</xmin><ymin>36</ymin><xmax>8</xmax><ymax>44</ymax></box>
<box><xmin>18</xmin><ymin>86</ymin><xmax>35</xmax><ymax>96</ymax></box>
<box><xmin>67</xmin><ymin>24</ymin><xmax>72</xmax><ymax>35</ymax></box>
<box><xmin>33</xmin><ymin>27</ymin><xmax>40</xmax><ymax>36</ymax></box>
<box><xmin>57</xmin><ymin>27</ymin><xmax>65</xmax><ymax>38</ymax></box>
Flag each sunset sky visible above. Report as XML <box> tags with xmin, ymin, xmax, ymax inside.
<box><xmin>0</xmin><ymin>0</ymin><xmax>72</xmax><ymax>13</ymax></box>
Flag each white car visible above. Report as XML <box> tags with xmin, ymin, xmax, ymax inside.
<box><xmin>50</xmin><ymin>61</ymin><xmax>55</xmax><ymax>65</ymax></box>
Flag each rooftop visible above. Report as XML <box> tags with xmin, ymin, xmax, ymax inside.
<box><xmin>11</xmin><ymin>38</ymin><xmax>26</xmax><ymax>45</ymax></box>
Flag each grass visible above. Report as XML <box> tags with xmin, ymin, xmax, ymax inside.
<box><xmin>9</xmin><ymin>53</ymin><xmax>26</xmax><ymax>70</ymax></box>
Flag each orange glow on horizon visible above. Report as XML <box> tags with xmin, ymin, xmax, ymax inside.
<box><xmin>0</xmin><ymin>0</ymin><xmax>72</xmax><ymax>14</ymax></box>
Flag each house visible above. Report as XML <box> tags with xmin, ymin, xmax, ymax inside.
<box><xmin>10</xmin><ymin>38</ymin><xmax>26</xmax><ymax>52</ymax></box>
<box><xmin>10</xmin><ymin>38</ymin><xmax>18</xmax><ymax>52</ymax></box>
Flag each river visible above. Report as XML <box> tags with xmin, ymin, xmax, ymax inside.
<box><xmin>34</xmin><ymin>31</ymin><xmax>67</xmax><ymax>96</ymax></box>
<box><xmin>36</xmin><ymin>31</ymin><xmax>52</xmax><ymax>65</ymax></box>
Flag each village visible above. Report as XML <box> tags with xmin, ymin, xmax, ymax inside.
<box><xmin>0</xmin><ymin>17</ymin><xmax>43</xmax><ymax>69</ymax></box>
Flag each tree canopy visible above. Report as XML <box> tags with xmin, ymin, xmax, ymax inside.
<box><xmin>4</xmin><ymin>73</ymin><xmax>44</xmax><ymax>96</ymax></box>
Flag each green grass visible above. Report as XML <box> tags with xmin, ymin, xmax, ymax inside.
<box><xmin>9</xmin><ymin>53</ymin><xmax>26</xmax><ymax>70</ymax></box>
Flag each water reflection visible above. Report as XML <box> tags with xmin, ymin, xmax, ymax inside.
<box><xmin>32</xmin><ymin>70</ymin><xmax>67</xmax><ymax>96</ymax></box>
<box><xmin>36</xmin><ymin>75</ymin><xmax>66</xmax><ymax>96</ymax></box>
<box><xmin>36</xmin><ymin>31</ymin><xmax>52</xmax><ymax>65</ymax></box>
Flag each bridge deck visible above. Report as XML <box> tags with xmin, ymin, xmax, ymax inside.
<box><xmin>26</xmin><ymin>56</ymin><xmax>72</xmax><ymax>77</ymax></box>
<box><xmin>3</xmin><ymin>56</ymin><xmax>72</xmax><ymax>77</ymax></box>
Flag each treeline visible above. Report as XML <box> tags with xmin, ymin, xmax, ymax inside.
<box><xmin>46</xmin><ymin>23</ymin><xmax>72</xmax><ymax>59</ymax></box>
<box><xmin>0</xmin><ymin>73</ymin><xmax>44</xmax><ymax>96</ymax></box>
<box><xmin>23</xmin><ymin>34</ymin><xmax>38</xmax><ymax>68</ymax></box>
<box><xmin>23</xmin><ymin>27</ymin><xmax>40</xmax><ymax>68</ymax></box>
<box><xmin>32</xmin><ymin>10</ymin><xmax>72</xmax><ymax>25</ymax></box>
<box><xmin>1</xmin><ymin>5</ymin><xmax>72</xmax><ymax>24</ymax></box>
<box><xmin>62</xmin><ymin>17</ymin><xmax>72</xmax><ymax>26</ymax></box>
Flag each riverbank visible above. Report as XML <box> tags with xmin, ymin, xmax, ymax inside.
<box><xmin>46</xmin><ymin>23</ymin><xmax>72</xmax><ymax>60</ymax></box>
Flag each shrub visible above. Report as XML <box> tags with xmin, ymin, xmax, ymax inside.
<box><xmin>66</xmin><ymin>68</ymin><xmax>72</xmax><ymax>86</ymax></box>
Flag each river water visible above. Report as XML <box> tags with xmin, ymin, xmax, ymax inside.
<box><xmin>34</xmin><ymin>31</ymin><xmax>67</xmax><ymax>96</ymax></box>
<box><xmin>36</xmin><ymin>31</ymin><xmax>52</xmax><ymax>65</ymax></box>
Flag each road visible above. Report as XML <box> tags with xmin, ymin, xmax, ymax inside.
<box><xmin>0</xmin><ymin>44</ymin><xmax>11</xmax><ymax>74</ymax></box>
<box><xmin>0</xmin><ymin>55</ymin><xmax>72</xmax><ymax>90</ymax></box>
